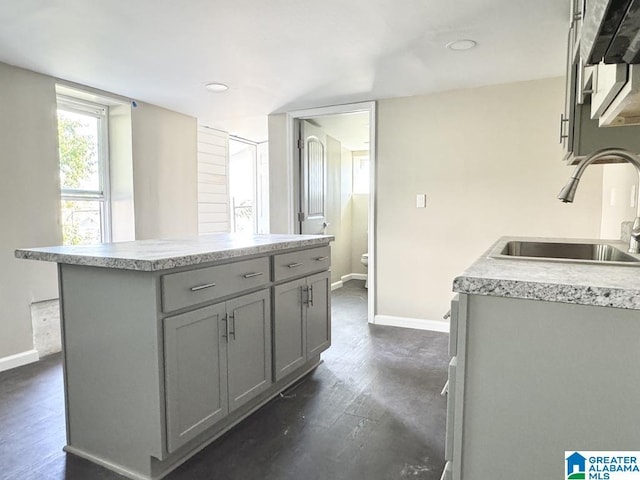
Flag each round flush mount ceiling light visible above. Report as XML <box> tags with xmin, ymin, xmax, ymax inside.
<box><xmin>446</xmin><ymin>39</ymin><xmax>477</xmax><ymax>51</ymax></box>
<box><xmin>205</xmin><ymin>82</ymin><xmax>229</xmax><ymax>92</ymax></box>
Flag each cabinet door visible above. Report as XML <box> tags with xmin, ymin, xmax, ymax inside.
<box><xmin>306</xmin><ymin>271</ymin><xmax>331</xmax><ymax>358</ymax></box>
<box><xmin>273</xmin><ymin>278</ymin><xmax>307</xmax><ymax>381</ymax></box>
<box><xmin>164</xmin><ymin>303</ymin><xmax>228</xmax><ymax>453</ymax></box>
<box><xmin>562</xmin><ymin>27</ymin><xmax>577</xmax><ymax>156</ymax></box>
<box><xmin>226</xmin><ymin>289</ymin><xmax>272</xmax><ymax>412</ymax></box>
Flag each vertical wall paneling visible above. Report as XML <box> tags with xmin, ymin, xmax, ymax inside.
<box><xmin>198</xmin><ymin>126</ymin><xmax>230</xmax><ymax>234</ymax></box>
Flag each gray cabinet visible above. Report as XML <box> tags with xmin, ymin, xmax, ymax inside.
<box><xmin>444</xmin><ymin>293</ymin><xmax>640</xmax><ymax>479</ymax></box>
<box><xmin>440</xmin><ymin>295</ymin><xmax>464</xmax><ymax>480</ymax></box>
<box><xmin>273</xmin><ymin>278</ymin><xmax>307</xmax><ymax>380</ymax></box>
<box><xmin>273</xmin><ymin>271</ymin><xmax>331</xmax><ymax>381</ymax></box>
<box><xmin>164</xmin><ymin>303</ymin><xmax>229</xmax><ymax>453</ymax></box>
<box><xmin>306</xmin><ymin>271</ymin><xmax>331</xmax><ymax>358</ymax></box>
<box><xmin>49</xmin><ymin>241</ymin><xmax>331</xmax><ymax>480</ymax></box>
<box><xmin>164</xmin><ymin>289</ymin><xmax>271</xmax><ymax>453</ymax></box>
<box><xmin>226</xmin><ymin>290</ymin><xmax>272</xmax><ymax>411</ymax></box>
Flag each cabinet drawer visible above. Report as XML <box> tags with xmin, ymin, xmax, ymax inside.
<box><xmin>273</xmin><ymin>246</ymin><xmax>330</xmax><ymax>282</ymax></box>
<box><xmin>162</xmin><ymin>257</ymin><xmax>270</xmax><ymax>312</ymax></box>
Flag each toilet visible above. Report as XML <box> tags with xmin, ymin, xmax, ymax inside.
<box><xmin>360</xmin><ymin>253</ymin><xmax>368</xmax><ymax>288</ymax></box>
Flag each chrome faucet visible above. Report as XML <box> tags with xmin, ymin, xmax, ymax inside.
<box><xmin>557</xmin><ymin>147</ymin><xmax>640</xmax><ymax>254</ymax></box>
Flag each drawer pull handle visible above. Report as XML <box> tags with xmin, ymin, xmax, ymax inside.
<box><xmin>441</xmin><ymin>380</ymin><xmax>449</xmax><ymax>397</ymax></box>
<box><xmin>287</xmin><ymin>262</ymin><xmax>303</xmax><ymax>268</ymax></box>
<box><xmin>243</xmin><ymin>272</ymin><xmax>264</xmax><ymax>279</ymax></box>
<box><xmin>190</xmin><ymin>282</ymin><xmax>217</xmax><ymax>292</ymax></box>
<box><xmin>315</xmin><ymin>256</ymin><xmax>329</xmax><ymax>261</ymax></box>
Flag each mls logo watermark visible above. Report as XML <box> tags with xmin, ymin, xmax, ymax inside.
<box><xmin>566</xmin><ymin>451</ymin><xmax>640</xmax><ymax>479</ymax></box>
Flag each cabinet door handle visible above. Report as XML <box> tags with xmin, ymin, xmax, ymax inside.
<box><xmin>222</xmin><ymin>315</ymin><xmax>229</xmax><ymax>342</ymax></box>
<box><xmin>229</xmin><ymin>312</ymin><xmax>236</xmax><ymax>340</ymax></box>
<box><xmin>302</xmin><ymin>286</ymin><xmax>310</xmax><ymax>306</ymax></box>
<box><xmin>559</xmin><ymin>113</ymin><xmax>569</xmax><ymax>143</ymax></box>
<box><xmin>190</xmin><ymin>282</ymin><xmax>216</xmax><ymax>292</ymax></box>
<box><xmin>308</xmin><ymin>285</ymin><xmax>314</xmax><ymax>307</ymax></box>
<box><xmin>443</xmin><ymin>310</ymin><xmax>451</xmax><ymax>320</ymax></box>
<box><xmin>315</xmin><ymin>256</ymin><xmax>329</xmax><ymax>261</ymax></box>
<box><xmin>243</xmin><ymin>272</ymin><xmax>264</xmax><ymax>278</ymax></box>
<box><xmin>287</xmin><ymin>262</ymin><xmax>303</xmax><ymax>268</ymax></box>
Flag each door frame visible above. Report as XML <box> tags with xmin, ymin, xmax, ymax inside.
<box><xmin>285</xmin><ymin>101</ymin><xmax>376</xmax><ymax>323</ymax></box>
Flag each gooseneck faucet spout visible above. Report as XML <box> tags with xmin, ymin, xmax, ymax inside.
<box><xmin>558</xmin><ymin>148</ymin><xmax>640</xmax><ymax>254</ymax></box>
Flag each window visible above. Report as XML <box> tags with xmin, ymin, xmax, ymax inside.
<box><xmin>229</xmin><ymin>138</ymin><xmax>256</xmax><ymax>233</ymax></box>
<box><xmin>57</xmin><ymin>96</ymin><xmax>110</xmax><ymax>245</ymax></box>
<box><xmin>228</xmin><ymin>136</ymin><xmax>272</xmax><ymax>234</ymax></box>
<box><xmin>353</xmin><ymin>151</ymin><xmax>370</xmax><ymax>194</ymax></box>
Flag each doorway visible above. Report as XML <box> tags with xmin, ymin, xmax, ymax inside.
<box><xmin>287</xmin><ymin>102</ymin><xmax>376</xmax><ymax>323</ymax></box>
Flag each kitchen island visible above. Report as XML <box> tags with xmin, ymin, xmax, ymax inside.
<box><xmin>15</xmin><ymin>233</ymin><xmax>334</xmax><ymax>480</ymax></box>
<box><xmin>441</xmin><ymin>236</ymin><xmax>640</xmax><ymax>480</ymax></box>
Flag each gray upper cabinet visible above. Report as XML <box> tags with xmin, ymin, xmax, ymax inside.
<box><xmin>164</xmin><ymin>303</ymin><xmax>229</xmax><ymax>453</ymax></box>
<box><xmin>560</xmin><ymin>0</ymin><xmax>640</xmax><ymax>164</ymax></box>
<box><xmin>226</xmin><ymin>290</ymin><xmax>272</xmax><ymax>411</ymax></box>
<box><xmin>570</xmin><ymin>0</ymin><xmax>585</xmax><ymax>60</ymax></box>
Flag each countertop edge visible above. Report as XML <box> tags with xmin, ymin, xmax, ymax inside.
<box><xmin>452</xmin><ymin>236</ymin><xmax>640</xmax><ymax>311</ymax></box>
<box><xmin>453</xmin><ymin>275</ymin><xmax>640</xmax><ymax>310</ymax></box>
<box><xmin>15</xmin><ymin>235</ymin><xmax>334</xmax><ymax>272</ymax></box>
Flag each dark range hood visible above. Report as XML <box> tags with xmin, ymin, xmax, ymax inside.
<box><xmin>581</xmin><ymin>0</ymin><xmax>640</xmax><ymax>65</ymax></box>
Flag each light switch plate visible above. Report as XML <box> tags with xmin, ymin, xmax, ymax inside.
<box><xmin>416</xmin><ymin>194</ymin><xmax>426</xmax><ymax>208</ymax></box>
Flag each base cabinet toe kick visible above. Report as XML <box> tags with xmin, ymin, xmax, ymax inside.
<box><xmin>50</xmin><ymin>241</ymin><xmax>332</xmax><ymax>480</ymax></box>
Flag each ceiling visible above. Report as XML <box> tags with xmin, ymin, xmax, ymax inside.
<box><xmin>0</xmin><ymin>1</ymin><xmax>570</xmax><ymax>142</ymax></box>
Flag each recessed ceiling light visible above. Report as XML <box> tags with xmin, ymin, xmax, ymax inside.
<box><xmin>446</xmin><ymin>39</ymin><xmax>477</xmax><ymax>51</ymax></box>
<box><xmin>205</xmin><ymin>82</ymin><xmax>229</xmax><ymax>92</ymax></box>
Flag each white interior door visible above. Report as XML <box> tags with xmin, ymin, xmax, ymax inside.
<box><xmin>299</xmin><ymin>120</ymin><xmax>327</xmax><ymax>234</ymax></box>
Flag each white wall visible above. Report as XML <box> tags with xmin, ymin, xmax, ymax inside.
<box><xmin>326</xmin><ymin>135</ymin><xmax>351</xmax><ymax>283</ymax></box>
<box><xmin>0</xmin><ymin>62</ymin><xmax>201</xmax><ymax>368</ymax></box>
<box><xmin>376</xmin><ymin>77</ymin><xmax>604</xmax><ymax>325</ymax></box>
<box><xmin>132</xmin><ymin>103</ymin><xmax>198</xmax><ymax>239</ymax></box>
<box><xmin>109</xmin><ymin>103</ymin><xmax>136</xmax><ymax>242</ymax></box>
<box><xmin>600</xmin><ymin>163</ymin><xmax>638</xmax><ymax>239</ymax></box>
<box><xmin>0</xmin><ymin>63</ymin><xmax>61</xmax><ymax>364</ymax></box>
<box><xmin>351</xmin><ymin>194</ymin><xmax>368</xmax><ymax>275</ymax></box>
<box><xmin>268</xmin><ymin>114</ymin><xmax>292</xmax><ymax>234</ymax></box>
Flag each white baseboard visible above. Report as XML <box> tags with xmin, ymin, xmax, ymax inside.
<box><xmin>332</xmin><ymin>273</ymin><xmax>368</xmax><ymax>291</ymax></box>
<box><xmin>0</xmin><ymin>349</ymin><xmax>39</xmax><ymax>373</ymax></box>
<box><xmin>374</xmin><ymin>315</ymin><xmax>450</xmax><ymax>333</ymax></box>
<box><xmin>340</xmin><ymin>273</ymin><xmax>367</xmax><ymax>282</ymax></box>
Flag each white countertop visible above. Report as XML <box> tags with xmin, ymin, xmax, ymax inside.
<box><xmin>15</xmin><ymin>233</ymin><xmax>334</xmax><ymax>272</ymax></box>
<box><xmin>453</xmin><ymin>236</ymin><xmax>640</xmax><ymax>310</ymax></box>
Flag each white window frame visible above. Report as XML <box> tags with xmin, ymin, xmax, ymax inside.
<box><xmin>57</xmin><ymin>94</ymin><xmax>112</xmax><ymax>243</ymax></box>
<box><xmin>229</xmin><ymin>136</ymin><xmax>258</xmax><ymax>233</ymax></box>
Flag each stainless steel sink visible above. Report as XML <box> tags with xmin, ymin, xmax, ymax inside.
<box><xmin>494</xmin><ymin>241</ymin><xmax>640</xmax><ymax>264</ymax></box>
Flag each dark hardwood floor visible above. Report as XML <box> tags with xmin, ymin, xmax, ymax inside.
<box><xmin>0</xmin><ymin>281</ymin><xmax>448</xmax><ymax>480</ymax></box>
